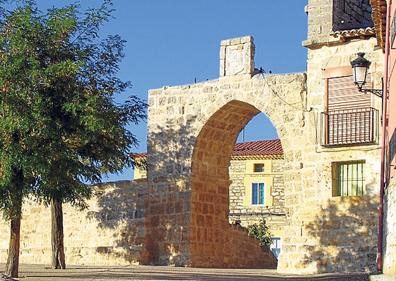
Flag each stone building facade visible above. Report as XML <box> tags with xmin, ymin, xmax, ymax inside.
<box><xmin>0</xmin><ymin>0</ymin><xmax>386</xmax><ymax>274</ymax></box>
<box><xmin>228</xmin><ymin>157</ymin><xmax>285</xmax><ymax>227</ymax></box>
<box><xmin>144</xmin><ymin>0</ymin><xmax>384</xmax><ymax>274</ymax></box>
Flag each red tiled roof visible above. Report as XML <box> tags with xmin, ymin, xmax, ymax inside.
<box><xmin>131</xmin><ymin>153</ymin><xmax>147</xmax><ymax>158</ymax></box>
<box><xmin>130</xmin><ymin>139</ymin><xmax>283</xmax><ymax>159</ymax></box>
<box><xmin>232</xmin><ymin>139</ymin><xmax>283</xmax><ymax>157</ymax></box>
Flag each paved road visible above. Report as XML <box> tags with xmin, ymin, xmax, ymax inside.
<box><xmin>0</xmin><ymin>264</ymin><xmax>369</xmax><ymax>281</ymax></box>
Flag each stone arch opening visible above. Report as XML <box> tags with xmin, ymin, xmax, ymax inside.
<box><xmin>236</xmin><ymin>112</ymin><xmax>279</xmax><ymax>143</ymax></box>
<box><xmin>190</xmin><ymin>99</ymin><xmax>281</xmax><ymax>268</ymax></box>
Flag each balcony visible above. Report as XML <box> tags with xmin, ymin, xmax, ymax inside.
<box><xmin>321</xmin><ymin>107</ymin><xmax>379</xmax><ymax>147</ymax></box>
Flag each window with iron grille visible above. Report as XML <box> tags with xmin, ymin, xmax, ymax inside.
<box><xmin>332</xmin><ymin>161</ymin><xmax>365</xmax><ymax>197</ymax></box>
<box><xmin>321</xmin><ymin>74</ymin><xmax>378</xmax><ymax>147</ymax></box>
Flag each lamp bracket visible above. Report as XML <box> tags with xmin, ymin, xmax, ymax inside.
<box><xmin>357</xmin><ymin>77</ymin><xmax>385</xmax><ymax>98</ymax></box>
<box><xmin>358</xmin><ymin>88</ymin><xmax>384</xmax><ymax>98</ymax></box>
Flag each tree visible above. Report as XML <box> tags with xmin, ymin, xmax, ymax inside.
<box><xmin>247</xmin><ymin>218</ymin><xmax>273</xmax><ymax>249</ymax></box>
<box><xmin>0</xmin><ymin>0</ymin><xmax>146</xmax><ymax>276</ymax></box>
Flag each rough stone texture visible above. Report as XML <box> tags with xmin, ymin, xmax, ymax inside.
<box><xmin>220</xmin><ymin>36</ymin><xmax>255</xmax><ymax>77</ymax></box>
<box><xmin>228</xmin><ymin>157</ymin><xmax>286</xmax><ymax>236</ymax></box>
<box><xmin>0</xmin><ymin>2</ymin><xmax>385</xmax><ymax>274</ymax></box>
<box><xmin>383</xmin><ymin>178</ymin><xmax>396</xmax><ymax>275</ymax></box>
<box><xmin>0</xmin><ymin>180</ymin><xmax>147</xmax><ymax>266</ymax></box>
<box><xmin>144</xmin><ymin>32</ymin><xmax>383</xmax><ymax>274</ymax></box>
<box><xmin>303</xmin><ymin>28</ymin><xmax>383</xmax><ymax>273</ymax></box>
<box><xmin>228</xmin><ymin>158</ymin><xmax>285</xmax><ymax>214</ymax></box>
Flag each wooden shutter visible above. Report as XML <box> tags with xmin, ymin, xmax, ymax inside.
<box><xmin>324</xmin><ymin>74</ymin><xmax>376</xmax><ymax>146</ymax></box>
<box><xmin>327</xmin><ymin>75</ymin><xmax>371</xmax><ymax>111</ymax></box>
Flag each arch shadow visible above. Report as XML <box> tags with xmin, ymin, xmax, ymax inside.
<box><xmin>190</xmin><ymin>100</ymin><xmax>282</xmax><ymax>268</ymax></box>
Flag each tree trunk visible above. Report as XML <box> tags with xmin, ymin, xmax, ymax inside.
<box><xmin>51</xmin><ymin>198</ymin><xmax>66</xmax><ymax>269</ymax></box>
<box><xmin>5</xmin><ymin>210</ymin><xmax>21</xmax><ymax>278</ymax></box>
<box><xmin>5</xmin><ymin>168</ymin><xmax>24</xmax><ymax>278</ymax></box>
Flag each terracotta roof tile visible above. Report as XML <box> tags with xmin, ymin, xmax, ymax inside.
<box><xmin>130</xmin><ymin>139</ymin><xmax>284</xmax><ymax>160</ymax></box>
<box><xmin>130</xmin><ymin>152</ymin><xmax>147</xmax><ymax>158</ymax></box>
<box><xmin>232</xmin><ymin>139</ymin><xmax>283</xmax><ymax>157</ymax></box>
<box><xmin>330</xmin><ymin>27</ymin><xmax>376</xmax><ymax>39</ymax></box>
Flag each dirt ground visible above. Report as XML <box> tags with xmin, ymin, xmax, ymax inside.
<box><xmin>0</xmin><ymin>264</ymin><xmax>371</xmax><ymax>281</ymax></box>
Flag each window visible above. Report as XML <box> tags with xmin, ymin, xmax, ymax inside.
<box><xmin>254</xmin><ymin>163</ymin><xmax>264</xmax><ymax>172</ymax></box>
<box><xmin>321</xmin><ymin>73</ymin><xmax>378</xmax><ymax>147</ymax></box>
<box><xmin>327</xmin><ymin>74</ymin><xmax>371</xmax><ymax>112</ymax></box>
<box><xmin>252</xmin><ymin>183</ymin><xmax>265</xmax><ymax>205</ymax></box>
<box><xmin>270</xmin><ymin>237</ymin><xmax>281</xmax><ymax>258</ymax></box>
<box><xmin>332</xmin><ymin>161</ymin><xmax>365</xmax><ymax>196</ymax></box>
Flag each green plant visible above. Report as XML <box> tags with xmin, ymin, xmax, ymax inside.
<box><xmin>0</xmin><ymin>0</ymin><xmax>146</xmax><ymax>276</ymax></box>
<box><xmin>247</xmin><ymin>218</ymin><xmax>273</xmax><ymax>249</ymax></box>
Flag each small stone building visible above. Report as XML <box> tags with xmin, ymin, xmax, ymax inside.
<box><xmin>228</xmin><ymin>139</ymin><xmax>286</xmax><ymax>258</ymax></box>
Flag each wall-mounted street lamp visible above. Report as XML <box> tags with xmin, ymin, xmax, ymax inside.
<box><xmin>351</xmin><ymin>52</ymin><xmax>383</xmax><ymax>98</ymax></box>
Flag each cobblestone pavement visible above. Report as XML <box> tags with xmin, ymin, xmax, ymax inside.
<box><xmin>0</xmin><ymin>264</ymin><xmax>370</xmax><ymax>281</ymax></box>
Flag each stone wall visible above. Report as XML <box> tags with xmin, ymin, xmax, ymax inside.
<box><xmin>304</xmin><ymin>0</ymin><xmax>375</xmax><ymax>48</ymax></box>
<box><xmin>301</xmin><ymin>0</ymin><xmax>384</xmax><ymax>269</ymax></box>
<box><xmin>301</xmin><ymin>1</ymin><xmax>383</xmax><ymax>270</ymax></box>
<box><xmin>305</xmin><ymin>0</ymin><xmax>334</xmax><ymax>46</ymax></box>
<box><xmin>383</xmin><ymin>178</ymin><xmax>396</xmax><ymax>275</ymax></box>
<box><xmin>0</xmin><ymin>1</ymin><xmax>385</xmax><ymax>273</ymax></box>
<box><xmin>145</xmin><ymin>33</ymin><xmax>383</xmax><ymax>274</ymax></box>
<box><xmin>0</xmin><ymin>180</ymin><xmax>147</xmax><ymax>266</ymax></box>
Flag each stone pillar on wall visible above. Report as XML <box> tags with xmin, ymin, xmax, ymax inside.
<box><xmin>304</xmin><ymin>0</ymin><xmax>334</xmax><ymax>47</ymax></box>
<box><xmin>219</xmin><ymin>36</ymin><xmax>255</xmax><ymax>77</ymax></box>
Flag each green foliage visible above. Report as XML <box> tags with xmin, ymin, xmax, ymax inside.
<box><xmin>0</xmin><ymin>0</ymin><xmax>146</xmax><ymax>218</ymax></box>
<box><xmin>247</xmin><ymin>219</ymin><xmax>273</xmax><ymax>249</ymax></box>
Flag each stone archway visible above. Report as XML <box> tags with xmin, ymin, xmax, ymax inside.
<box><xmin>142</xmin><ymin>37</ymin><xmax>307</xmax><ymax>269</ymax></box>
<box><xmin>143</xmin><ymin>35</ymin><xmax>382</xmax><ymax>274</ymax></box>
<box><xmin>190</xmin><ymin>100</ymin><xmax>277</xmax><ymax>268</ymax></box>
<box><xmin>143</xmin><ymin>66</ymin><xmax>307</xmax><ymax>269</ymax></box>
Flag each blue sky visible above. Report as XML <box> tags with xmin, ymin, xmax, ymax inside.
<box><xmin>35</xmin><ymin>0</ymin><xmax>308</xmax><ymax>181</ymax></box>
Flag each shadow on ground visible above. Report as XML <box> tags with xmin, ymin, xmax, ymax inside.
<box><xmin>9</xmin><ymin>264</ymin><xmax>369</xmax><ymax>281</ymax></box>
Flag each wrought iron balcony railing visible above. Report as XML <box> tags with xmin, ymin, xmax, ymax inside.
<box><xmin>321</xmin><ymin>107</ymin><xmax>379</xmax><ymax>147</ymax></box>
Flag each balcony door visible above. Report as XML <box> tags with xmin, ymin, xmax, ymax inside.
<box><xmin>323</xmin><ymin>74</ymin><xmax>377</xmax><ymax>146</ymax></box>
